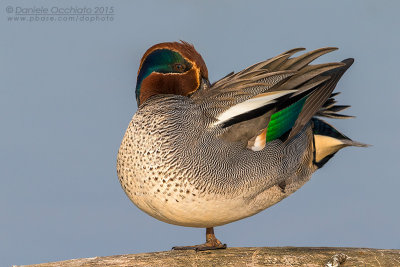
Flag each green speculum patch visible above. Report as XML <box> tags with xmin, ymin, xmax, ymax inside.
<box><xmin>136</xmin><ymin>49</ymin><xmax>191</xmax><ymax>103</ymax></box>
<box><xmin>266</xmin><ymin>96</ymin><xmax>307</xmax><ymax>142</ymax></box>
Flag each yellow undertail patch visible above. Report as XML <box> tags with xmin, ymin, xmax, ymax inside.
<box><xmin>314</xmin><ymin>134</ymin><xmax>348</xmax><ymax>163</ymax></box>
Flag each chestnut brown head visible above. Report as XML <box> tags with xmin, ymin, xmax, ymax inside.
<box><xmin>135</xmin><ymin>41</ymin><xmax>209</xmax><ymax>106</ymax></box>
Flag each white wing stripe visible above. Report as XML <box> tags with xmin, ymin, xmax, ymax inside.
<box><xmin>213</xmin><ymin>90</ymin><xmax>295</xmax><ymax>126</ymax></box>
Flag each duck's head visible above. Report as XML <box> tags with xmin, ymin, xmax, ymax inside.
<box><xmin>135</xmin><ymin>41</ymin><xmax>209</xmax><ymax>106</ymax></box>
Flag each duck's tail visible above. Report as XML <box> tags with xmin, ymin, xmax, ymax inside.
<box><xmin>311</xmin><ymin>112</ymin><xmax>369</xmax><ymax>169</ymax></box>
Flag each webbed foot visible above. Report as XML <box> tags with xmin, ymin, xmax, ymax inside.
<box><xmin>172</xmin><ymin>227</ymin><xmax>227</xmax><ymax>251</ymax></box>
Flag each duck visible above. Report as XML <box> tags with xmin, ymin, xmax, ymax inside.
<box><xmin>117</xmin><ymin>41</ymin><xmax>367</xmax><ymax>251</ymax></box>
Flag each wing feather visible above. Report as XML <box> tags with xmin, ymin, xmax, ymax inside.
<box><xmin>190</xmin><ymin>48</ymin><xmax>353</xmax><ymax>149</ymax></box>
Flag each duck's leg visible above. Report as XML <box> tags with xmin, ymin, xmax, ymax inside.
<box><xmin>172</xmin><ymin>227</ymin><xmax>227</xmax><ymax>251</ymax></box>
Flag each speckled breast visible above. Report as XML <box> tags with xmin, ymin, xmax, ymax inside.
<box><xmin>117</xmin><ymin>99</ymin><xmax>216</xmax><ymax>227</ymax></box>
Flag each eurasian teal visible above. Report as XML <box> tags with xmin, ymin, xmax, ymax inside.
<box><xmin>117</xmin><ymin>41</ymin><xmax>367</xmax><ymax>250</ymax></box>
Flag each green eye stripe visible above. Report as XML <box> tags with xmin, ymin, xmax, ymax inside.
<box><xmin>136</xmin><ymin>49</ymin><xmax>191</xmax><ymax>102</ymax></box>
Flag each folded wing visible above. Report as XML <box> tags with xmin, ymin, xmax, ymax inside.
<box><xmin>190</xmin><ymin>48</ymin><xmax>354</xmax><ymax>151</ymax></box>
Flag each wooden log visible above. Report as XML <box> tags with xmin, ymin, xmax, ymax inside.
<box><xmin>19</xmin><ymin>247</ymin><xmax>400</xmax><ymax>267</ymax></box>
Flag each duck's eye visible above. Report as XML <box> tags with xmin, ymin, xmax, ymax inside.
<box><xmin>173</xmin><ymin>63</ymin><xmax>186</xmax><ymax>73</ymax></box>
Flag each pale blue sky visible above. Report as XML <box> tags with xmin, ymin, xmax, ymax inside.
<box><xmin>1</xmin><ymin>1</ymin><xmax>399</xmax><ymax>266</ymax></box>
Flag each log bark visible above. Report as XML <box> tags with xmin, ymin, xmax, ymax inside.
<box><xmin>20</xmin><ymin>247</ymin><xmax>400</xmax><ymax>267</ymax></box>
